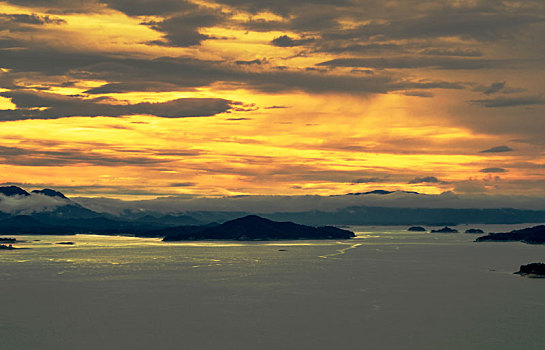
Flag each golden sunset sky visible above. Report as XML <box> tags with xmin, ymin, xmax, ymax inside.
<box><xmin>0</xmin><ymin>0</ymin><xmax>544</xmax><ymax>199</ymax></box>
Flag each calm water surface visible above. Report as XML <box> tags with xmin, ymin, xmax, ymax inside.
<box><xmin>1</xmin><ymin>224</ymin><xmax>544</xmax><ymax>350</ymax></box>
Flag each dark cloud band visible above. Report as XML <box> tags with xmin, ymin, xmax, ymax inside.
<box><xmin>0</xmin><ymin>90</ymin><xmax>235</xmax><ymax>121</ymax></box>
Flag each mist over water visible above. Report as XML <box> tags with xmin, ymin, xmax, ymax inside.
<box><xmin>1</xmin><ymin>225</ymin><xmax>545</xmax><ymax>350</ymax></box>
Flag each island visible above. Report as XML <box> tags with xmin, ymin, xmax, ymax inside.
<box><xmin>0</xmin><ymin>244</ymin><xmax>17</xmax><ymax>250</ymax></box>
<box><xmin>465</xmin><ymin>228</ymin><xmax>484</xmax><ymax>234</ymax></box>
<box><xmin>515</xmin><ymin>263</ymin><xmax>545</xmax><ymax>277</ymax></box>
<box><xmin>0</xmin><ymin>237</ymin><xmax>17</xmax><ymax>243</ymax></box>
<box><xmin>408</xmin><ymin>226</ymin><xmax>426</xmax><ymax>232</ymax></box>
<box><xmin>431</xmin><ymin>226</ymin><xmax>458</xmax><ymax>233</ymax></box>
<box><xmin>476</xmin><ymin>225</ymin><xmax>545</xmax><ymax>244</ymax></box>
<box><xmin>161</xmin><ymin>215</ymin><xmax>356</xmax><ymax>241</ymax></box>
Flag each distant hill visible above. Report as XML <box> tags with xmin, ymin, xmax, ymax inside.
<box><xmin>261</xmin><ymin>206</ymin><xmax>545</xmax><ymax>226</ymax></box>
<box><xmin>161</xmin><ymin>215</ymin><xmax>355</xmax><ymax>241</ymax></box>
<box><xmin>162</xmin><ymin>206</ymin><xmax>545</xmax><ymax>227</ymax></box>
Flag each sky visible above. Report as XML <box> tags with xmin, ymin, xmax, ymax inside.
<box><xmin>0</xmin><ymin>0</ymin><xmax>544</xmax><ymax>201</ymax></box>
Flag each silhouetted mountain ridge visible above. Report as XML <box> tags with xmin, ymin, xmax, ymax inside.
<box><xmin>2</xmin><ymin>186</ymin><xmax>545</xmax><ymax>237</ymax></box>
<box><xmin>31</xmin><ymin>188</ymin><xmax>68</xmax><ymax>199</ymax></box>
<box><xmin>0</xmin><ymin>186</ymin><xmax>30</xmax><ymax>197</ymax></box>
<box><xmin>0</xmin><ymin>186</ymin><xmax>191</xmax><ymax>234</ymax></box>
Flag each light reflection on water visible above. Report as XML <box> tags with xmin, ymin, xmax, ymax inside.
<box><xmin>1</xmin><ymin>222</ymin><xmax>542</xmax><ymax>256</ymax></box>
<box><xmin>0</xmin><ymin>232</ymin><xmax>362</xmax><ymax>283</ymax></box>
<box><xmin>0</xmin><ymin>223</ymin><xmax>543</xmax><ymax>276</ymax></box>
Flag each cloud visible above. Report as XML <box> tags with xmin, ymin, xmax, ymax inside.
<box><xmin>0</xmin><ymin>0</ymin><xmax>542</xmax><ymax>202</ymax></box>
<box><xmin>419</xmin><ymin>48</ymin><xmax>482</xmax><ymax>57</ymax></box>
<box><xmin>214</xmin><ymin>0</ymin><xmax>351</xmax><ymax>16</ymax></box>
<box><xmin>472</xmin><ymin>81</ymin><xmax>525</xmax><ymax>95</ymax></box>
<box><xmin>143</xmin><ymin>9</ymin><xmax>223</xmax><ymax>47</ymax></box>
<box><xmin>480</xmin><ymin>145</ymin><xmax>514</xmax><ymax>153</ymax></box>
<box><xmin>477</xmin><ymin>81</ymin><xmax>505</xmax><ymax>95</ymax></box>
<box><xmin>226</xmin><ymin>0</ymin><xmax>544</xmax><ymax>44</ymax></box>
<box><xmin>0</xmin><ymin>50</ymin><xmax>345</xmax><ymax>94</ymax></box>
<box><xmin>252</xmin><ymin>1</ymin><xmax>545</xmax><ymax>65</ymax></box>
<box><xmin>0</xmin><ymin>192</ymin><xmax>71</xmax><ymax>215</ymax></box>
<box><xmin>84</xmin><ymin>82</ymin><xmax>184</xmax><ymax>94</ymax></box>
<box><xmin>408</xmin><ymin>176</ymin><xmax>440</xmax><ymax>184</ymax></box>
<box><xmin>316</xmin><ymin>42</ymin><xmax>404</xmax><ymax>54</ymax></box>
<box><xmin>351</xmin><ymin>177</ymin><xmax>384</xmax><ymax>184</ymax></box>
<box><xmin>0</xmin><ymin>13</ymin><xmax>66</xmax><ymax>26</ymax></box>
<box><xmin>317</xmin><ymin>56</ymin><xmax>504</xmax><ymax>70</ymax></box>
<box><xmin>400</xmin><ymin>90</ymin><xmax>434</xmax><ymax>98</ymax></box>
<box><xmin>470</xmin><ymin>95</ymin><xmax>545</xmax><ymax>108</ymax></box>
<box><xmin>235</xmin><ymin>59</ymin><xmax>264</xmax><ymax>65</ymax></box>
<box><xmin>480</xmin><ymin>167</ymin><xmax>507</xmax><ymax>173</ymax></box>
<box><xmin>321</xmin><ymin>8</ymin><xmax>544</xmax><ymax>42</ymax></box>
<box><xmin>1</xmin><ymin>0</ymin><xmax>97</xmax><ymax>13</ymax></box>
<box><xmin>264</xmin><ymin>105</ymin><xmax>288</xmax><ymax>109</ymax></box>
<box><xmin>453</xmin><ymin>180</ymin><xmax>487</xmax><ymax>193</ymax></box>
<box><xmin>169</xmin><ymin>182</ymin><xmax>196</xmax><ymax>187</ymax></box>
<box><xmin>0</xmin><ymin>90</ymin><xmax>236</xmax><ymax>120</ymax></box>
<box><xmin>509</xmin><ymin>162</ymin><xmax>545</xmax><ymax>169</ymax></box>
<box><xmin>270</xmin><ymin>35</ymin><xmax>313</xmax><ymax>47</ymax></box>
<box><xmin>101</xmin><ymin>0</ymin><xmax>197</xmax><ymax>16</ymax></box>
<box><xmin>72</xmin><ymin>190</ymin><xmax>545</xmax><ymax>215</ymax></box>
<box><xmin>0</xmin><ymin>13</ymin><xmax>66</xmax><ymax>36</ymax></box>
<box><xmin>0</xmin><ymin>43</ymin><xmax>467</xmax><ymax>96</ymax></box>
<box><xmin>0</xmin><ymin>145</ymin><xmax>177</xmax><ymax>167</ymax></box>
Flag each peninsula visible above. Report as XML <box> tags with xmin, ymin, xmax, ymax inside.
<box><xmin>476</xmin><ymin>225</ymin><xmax>545</xmax><ymax>244</ymax></box>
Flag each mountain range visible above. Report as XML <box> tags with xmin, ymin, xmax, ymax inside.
<box><xmin>0</xmin><ymin>186</ymin><xmax>197</xmax><ymax>235</ymax></box>
<box><xmin>2</xmin><ymin>186</ymin><xmax>545</xmax><ymax>236</ymax></box>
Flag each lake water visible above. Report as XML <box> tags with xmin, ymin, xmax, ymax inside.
<box><xmin>1</xmin><ymin>224</ymin><xmax>545</xmax><ymax>350</ymax></box>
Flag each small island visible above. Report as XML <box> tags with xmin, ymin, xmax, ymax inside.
<box><xmin>465</xmin><ymin>228</ymin><xmax>484</xmax><ymax>234</ymax></box>
<box><xmin>0</xmin><ymin>237</ymin><xmax>17</xmax><ymax>243</ymax></box>
<box><xmin>161</xmin><ymin>215</ymin><xmax>355</xmax><ymax>241</ymax></box>
<box><xmin>0</xmin><ymin>244</ymin><xmax>17</xmax><ymax>250</ymax></box>
<box><xmin>431</xmin><ymin>226</ymin><xmax>458</xmax><ymax>233</ymax></box>
<box><xmin>408</xmin><ymin>226</ymin><xmax>426</xmax><ymax>232</ymax></box>
<box><xmin>476</xmin><ymin>225</ymin><xmax>545</xmax><ymax>244</ymax></box>
<box><xmin>515</xmin><ymin>263</ymin><xmax>545</xmax><ymax>277</ymax></box>
<box><xmin>56</xmin><ymin>242</ymin><xmax>75</xmax><ymax>245</ymax></box>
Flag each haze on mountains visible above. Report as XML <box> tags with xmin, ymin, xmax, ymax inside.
<box><xmin>3</xmin><ymin>186</ymin><xmax>545</xmax><ymax>236</ymax></box>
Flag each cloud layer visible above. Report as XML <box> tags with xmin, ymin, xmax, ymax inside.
<box><xmin>0</xmin><ymin>90</ymin><xmax>235</xmax><ymax>120</ymax></box>
<box><xmin>0</xmin><ymin>0</ymin><xmax>543</xmax><ymax>199</ymax></box>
